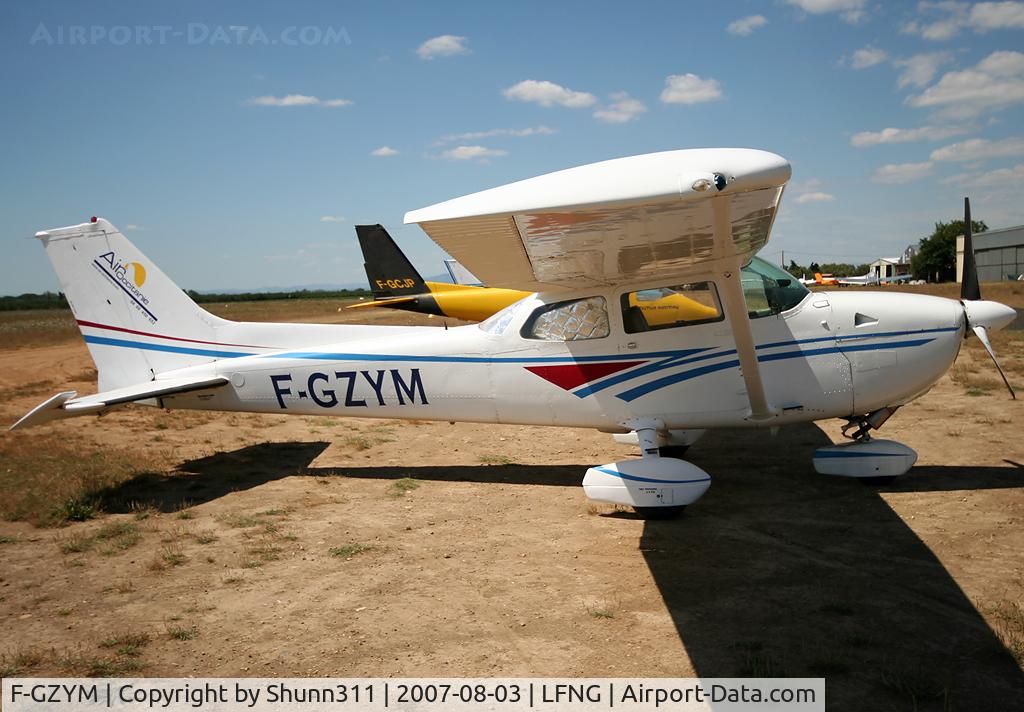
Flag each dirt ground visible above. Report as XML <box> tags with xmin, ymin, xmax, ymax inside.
<box><xmin>0</xmin><ymin>291</ymin><xmax>1022</xmax><ymax>711</ymax></box>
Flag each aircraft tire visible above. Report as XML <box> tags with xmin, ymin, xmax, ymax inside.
<box><xmin>632</xmin><ymin>505</ymin><xmax>686</xmax><ymax>520</ymax></box>
<box><xmin>857</xmin><ymin>475</ymin><xmax>898</xmax><ymax>486</ymax></box>
<box><xmin>657</xmin><ymin>445</ymin><xmax>690</xmax><ymax>458</ymax></box>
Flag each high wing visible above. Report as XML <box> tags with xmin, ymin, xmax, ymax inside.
<box><xmin>404</xmin><ymin>148</ymin><xmax>790</xmax><ymax>292</ymax></box>
<box><xmin>404</xmin><ymin>148</ymin><xmax>792</xmax><ymax>421</ymax></box>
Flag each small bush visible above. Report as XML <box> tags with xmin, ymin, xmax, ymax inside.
<box><xmin>166</xmin><ymin>625</ymin><xmax>198</xmax><ymax>641</ymax></box>
<box><xmin>330</xmin><ymin>543</ymin><xmax>373</xmax><ymax>558</ymax></box>
<box><xmin>57</xmin><ymin>533</ymin><xmax>94</xmax><ymax>554</ymax></box>
<box><xmin>387</xmin><ymin>478</ymin><xmax>420</xmax><ymax>498</ymax></box>
<box><xmin>99</xmin><ymin>632</ymin><xmax>151</xmax><ymax>658</ymax></box>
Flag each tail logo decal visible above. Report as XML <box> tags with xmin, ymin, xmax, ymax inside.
<box><xmin>126</xmin><ymin>261</ymin><xmax>147</xmax><ymax>287</ymax></box>
<box><xmin>94</xmin><ymin>251</ymin><xmax>157</xmax><ymax>323</ymax></box>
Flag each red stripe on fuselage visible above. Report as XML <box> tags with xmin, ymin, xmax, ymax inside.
<box><xmin>525</xmin><ymin>361</ymin><xmax>646</xmax><ymax>391</ymax></box>
<box><xmin>75</xmin><ymin>320</ymin><xmax>272</xmax><ymax>350</ymax></box>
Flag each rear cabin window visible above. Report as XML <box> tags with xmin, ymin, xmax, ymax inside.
<box><xmin>522</xmin><ymin>297</ymin><xmax>610</xmax><ymax>341</ymax></box>
<box><xmin>619</xmin><ymin>282</ymin><xmax>723</xmax><ymax>334</ymax></box>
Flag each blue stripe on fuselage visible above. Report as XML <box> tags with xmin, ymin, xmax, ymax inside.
<box><xmin>83</xmin><ymin>335</ymin><xmax>255</xmax><ymax>359</ymax></box>
<box><xmin>614</xmin><ymin>337</ymin><xmax>937</xmax><ymax>402</ymax></box>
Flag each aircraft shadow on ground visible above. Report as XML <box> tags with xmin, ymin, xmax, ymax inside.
<box><xmin>102</xmin><ymin>431</ymin><xmax>1024</xmax><ymax>708</ymax></box>
<box><xmin>644</xmin><ymin>425</ymin><xmax>1024</xmax><ymax>710</ymax></box>
<box><xmin>99</xmin><ymin>441</ymin><xmax>332</xmax><ymax>513</ymax></box>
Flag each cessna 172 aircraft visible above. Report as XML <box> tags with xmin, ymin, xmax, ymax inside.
<box><xmin>10</xmin><ymin>148</ymin><xmax>1017</xmax><ymax>517</ymax></box>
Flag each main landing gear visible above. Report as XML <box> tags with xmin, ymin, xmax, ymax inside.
<box><xmin>584</xmin><ymin>423</ymin><xmax>711</xmax><ymax>519</ymax></box>
<box><xmin>813</xmin><ymin>407</ymin><xmax>917</xmax><ymax>486</ymax></box>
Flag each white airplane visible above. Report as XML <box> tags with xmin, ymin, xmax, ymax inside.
<box><xmin>837</xmin><ymin>271</ymin><xmax>880</xmax><ymax>286</ymax></box>
<box><xmin>10</xmin><ymin>149</ymin><xmax>1018</xmax><ymax>518</ymax></box>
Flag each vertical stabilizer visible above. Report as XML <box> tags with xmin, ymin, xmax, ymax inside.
<box><xmin>35</xmin><ymin>218</ymin><xmax>230</xmax><ymax>390</ymax></box>
<box><xmin>356</xmin><ymin>224</ymin><xmax>428</xmax><ymax>298</ymax></box>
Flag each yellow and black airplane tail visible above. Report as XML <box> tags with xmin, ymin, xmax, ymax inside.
<box><xmin>352</xmin><ymin>224</ymin><xmax>529</xmax><ymax>322</ymax></box>
<box><xmin>357</xmin><ymin>224</ymin><xmax>429</xmax><ymax>299</ymax></box>
<box><xmin>355</xmin><ymin>224</ymin><xmax>444</xmax><ymax>316</ymax></box>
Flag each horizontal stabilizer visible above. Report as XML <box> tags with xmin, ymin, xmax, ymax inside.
<box><xmin>10</xmin><ymin>376</ymin><xmax>229</xmax><ymax>431</ymax></box>
<box><xmin>346</xmin><ymin>295</ymin><xmax>419</xmax><ymax>310</ymax></box>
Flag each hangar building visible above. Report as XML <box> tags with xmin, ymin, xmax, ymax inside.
<box><xmin>957</xmin><ymin>224</ymin><xmax>1024</xmax><ymax>282</ymax></box>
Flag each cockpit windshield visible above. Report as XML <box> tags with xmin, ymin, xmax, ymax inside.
<box><xmin>478</xmin><ymin>298</ymin><xmax>525</xmax><ymax>335</ymax></box>
<box><xmin>740</xmin><ymin>256</ymin><xmax>810</xmax><ymax>318</ymax></box>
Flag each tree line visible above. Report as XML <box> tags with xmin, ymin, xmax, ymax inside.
<box><xmin>782</xmin><ymin>261</ymin><xmax>872</xmax><ymax>279</ymax></box>
<box><xmin>0</xmin><ymin>288</ymin><xmax>371</xmax><ymax>312</ymax></box>
<box><xmin>780</xmin><ymin>215</ymin><xmax>989</xmax><ymax>283</ymax></box>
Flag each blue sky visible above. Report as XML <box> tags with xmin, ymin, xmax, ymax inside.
<box><xmin>3</xmin><ymin>0</ymin><xmax>1024</xmax><ymax>295</ymax></box>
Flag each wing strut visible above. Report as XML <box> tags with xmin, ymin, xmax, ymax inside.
<box><xmin>711</xmin><ymin>195</ymin><xmax>776</xmax><ymax>422</ymax></box>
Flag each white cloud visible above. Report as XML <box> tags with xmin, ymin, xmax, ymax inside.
<box><xmin>247</xmin><ymin>95</ymin><xmax>351</xmax><ymax>107</ymax></box>
<box><xmin>438</xmin><ymin>126</ymin><xmax>556</xmax><ymax>143</ymax></box>
<box><xmin>439</xmin><ymin>145</ymin><xmax>508</xmax><ymax>161</ymax></box>
<box><xmin>970</xmin><ymin>2</ymin><xmax>1024</xmax><ymax>30</ymax></box>
<box><xmin>786</xmin><ymin>0</ymin><xmax>867</xmax><ymax>23</ymax></box>
<box><xmin>850</xmin><ymin>46</ymin><xmax>888</xmax><ymax>69</ymax></box>
<box><xmin>320</xmin><ymin>215</ymin><xmax>345</xmax><ymax>223</ymax></box>
<box><xmin>850</xmin><ymin>124</ymin><xmax>970</xmax><ymax>146</ymax></box>
<box><xmin>416</xmin><ymin>34</ymin><xmax>469</xmax><ymax>60</ymax></box>
<box><xmin>902</xmin><ymin>1</ymin><xmax>1024</xmax><ymax>39</ymax></box>
<box><xmin>370</xmin><ymin>146</ymin><xmax>399</xmax><ymax>157</ymax></box>
<box><xmin>930</xmin><ymin>136</ymin><xmax>1024</xmax><ymax>161</ymax></box>
<box><xmin>593</xmin><ymin>92</ymin><xmax>647</xmax><ymax>123</ymax></box>
<box><xmin>892</xmin><ymin>51</ymin><xmax>954</xmax><ymax>88</ymax></box>
<box><xmin>660</xmin><ymin>74</ymin><xmax>724</xmax><ymax>104</ymax></box>
<box><xmin>900</xmin><ymin>1</ymin><xmax>969</xmax><ymax>40</ymax></box>
<box><xmin>502</xmin><ymin>80</ymin><xmax>596</xmax><ymax>108</ymax></box>
<box><xmin>872</xmin><ymin>161</ymin><xmax>935</xmax><ymax>183</ymax></box>
<box><xmin>941</xmin><ymin>162</ymin><xmax>1024</xmax><ymax>187</ymax></box>
<box><xmin>907</xmin><ymin>51</ymin><xmax>1024</xmax><ymax>114</ymax></box>
<box><xmin>795</xmin><ymin>191</ymin><xmax>836</xmax><ymax>203</ymax></box>
<box><xmin>727</xmin><ymin>15</ymin><xmax>768</xmax><ymax>36</ymax></box>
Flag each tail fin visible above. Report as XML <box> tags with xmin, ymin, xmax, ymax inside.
<box><xmin>444</xmin><ymin>258</ymin><xmax>482</xmax><ymax>286</ymax></box>
<box><xmin>355</xmin><ymin>224</ymin><xmax>427</xmax><ymax>299</ymax></box>
<box><xmin>35</xmin><ymin>218</ymin><xmax>230</xmax><ymax>391</ymax></box>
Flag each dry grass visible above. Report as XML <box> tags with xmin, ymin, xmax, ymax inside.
<box><xmin>216</xmin><ymin>512</ymin><xmax>266</xmax><ymax>528</ymax></box>
<box><xmin>0</xmin><ymin>310</ymin><xmax>79</xmax><ymax>350</ymax></box>
<box><xmin>0</xmin><ymin>644</ymin><xmax>146</xmax><ymax>677</ymax></box>
<box><xmin>987</xmin><ymin>600</ymin><xmax>1024</xmax><ymax>665</ymax></box>
<box><xmin>0</xmin><ymin>432</ymin><xmax>159</xmax><ymax>526</ymax></box>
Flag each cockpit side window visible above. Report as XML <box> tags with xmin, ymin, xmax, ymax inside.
<box><xmin>619</xmin><ymin>282</ymin><xmax>724</xmax><ymax>334</ymax></box>
<box><xmin>521</xmin><ymin>296</ymin><xmax>610</xmax><ymax>341</ymax></box>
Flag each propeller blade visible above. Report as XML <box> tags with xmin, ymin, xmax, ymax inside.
<box><xmin>971</xmin><ymin>324</ymin><xmax>1016</xmax><ymax>399</ymax></box>
<box><xmin>961</xmin><ymin>197</ymin><xmax>981</xmax><ymax>301</ymax></box>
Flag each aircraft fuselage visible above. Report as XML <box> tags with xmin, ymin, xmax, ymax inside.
<box><xmin>155</xmin><ymin>288</ymin><xmax>965</xmax><ymax>432</ymax></box>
